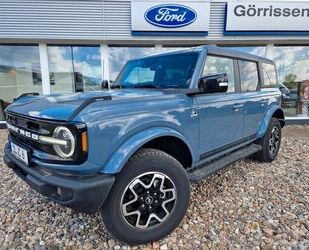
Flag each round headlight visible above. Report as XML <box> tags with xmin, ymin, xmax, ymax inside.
<box><xmin>53</xmin><ymin>126</ymin><xmax>75</xmax><ymax>158</ymax></box>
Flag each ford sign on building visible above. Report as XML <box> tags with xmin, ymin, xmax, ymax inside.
<box><xmin>144</xmin><ymin>5</ymin><xmax>197</xmax><ymax>28</ymax></box>
<box><xmin>1</xmin><ymin>0</ymin><xmax>309</xmax><ymax>128</ymax></box>
<box><xmin>131</xmin><ymin>1</ymin><xmax>210</xmax><ymax>35</ymax></box>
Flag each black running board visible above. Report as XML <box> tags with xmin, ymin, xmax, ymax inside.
<box><xmin>188</xmin><ymin>144</ymin><xmax>262</xmax><ymax>182</ymax></box>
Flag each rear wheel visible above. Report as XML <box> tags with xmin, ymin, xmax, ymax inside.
<box><xmin>101</xmin><ymin>148</ymin><xmax>190</xmax><ymax>245</ymax></box>
<box><xmin>255</xmin><ymin>118</ymin><xmax>282</xmax><ymax>162</ymax></box>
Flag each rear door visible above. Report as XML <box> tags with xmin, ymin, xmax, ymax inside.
<box><xmin>238</xmin><ymin>60</ymin><xmax>268</xmax><ymax>138</ymax></box>
<box><xmin>195</xmin><ymin>55</ymin><xmax>245</xmax><ymax>157</ymax></box>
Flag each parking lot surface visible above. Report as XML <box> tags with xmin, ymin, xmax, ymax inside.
<box><xmin>0</xmin><ymin>128</ymin><xmax>308</xmax><ymax>249</ymax></box>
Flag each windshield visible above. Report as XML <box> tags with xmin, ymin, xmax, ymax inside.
<box><xmin>114</xmin><ymin>52</ymin><xmax>200</xmax><ymax>89</ymax></box>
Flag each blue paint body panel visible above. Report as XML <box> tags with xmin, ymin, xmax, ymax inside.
<box><xmin>4</xmin><ymin>46</ymin><xmax>284</xmax><ymax>176</ymax></box>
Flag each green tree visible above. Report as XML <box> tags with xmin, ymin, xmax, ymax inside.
<box><xmin>284</xmin><ymin>73</ymin><xmax>297</xmax><ymax>90</ymax></box>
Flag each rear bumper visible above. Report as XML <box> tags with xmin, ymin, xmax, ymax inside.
<box><xmin>3</xmin><ymin>143</ymin><xmax>115</xmax><ymax>214</ymax></box>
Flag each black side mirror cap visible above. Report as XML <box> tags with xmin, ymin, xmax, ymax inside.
<box><xmin>279</xmin><ymin>86</ymin><xmax>290</xmax><ymax>96</ymax></box>
<box><xmin>198</xmin><ymin>73</ymin><xmax>228</xmax><ymax>94</ymax></box>
<box><xmin>101</xmin><ymin>80</ymin><xmax>109</xmax><ymax>89</ymax></box>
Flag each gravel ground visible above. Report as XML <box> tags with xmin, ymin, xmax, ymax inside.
<box><xmin>0</xmin><ymin>128</ymin><xmax>308</xmax><ymax>249</ymax></box>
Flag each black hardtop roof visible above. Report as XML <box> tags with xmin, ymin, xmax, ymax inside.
<box><xmin>206</xmin><ymin>46</ymin><xmax>274</xmax><ymax>64</ymax></box>
<box><xmin>137</xmin><ymin>45</ymin><xmax>275</xmax><ymax>64</ymax></box>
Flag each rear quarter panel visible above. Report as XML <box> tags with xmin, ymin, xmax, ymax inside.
<box><xmin>257</xmin><ymin>87</ymin><xmax>284</xmax><ymax>138</ymax></box>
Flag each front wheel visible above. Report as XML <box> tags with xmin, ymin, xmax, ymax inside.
<box><xmin>101</xmin><ymin>148</ymin><xmax>191</xmax><ymax>245</ymax></box>
<box><xmin>254</xmin><ymin>118</ymin><xmax>282</xmax><ymax>162</ymax></box>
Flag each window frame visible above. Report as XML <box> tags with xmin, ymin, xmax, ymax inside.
<box><xmin>200</xmin><ymin>53</ymin><xmax>240</xmax><ymax>95</ymax></box>
<box><xmin>47</xmin><ymin>44</ymin><xmax>102</xmax><ymax>93</ymax></box>
<box><xmin>0</xmin><ymin>44</ymin><xmax>43</xmax><ymax>102</ymax></box>
<box><xmin>261</xmin><ymin>62</ymin><xmax>279</xmax><ymax>88</ymax></box>
<box><xmin>237</xmin><ymin>59</ymin><xmax>261</xmax><ymax>93</ymax></box>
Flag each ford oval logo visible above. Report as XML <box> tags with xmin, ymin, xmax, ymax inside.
<box><xmin>144</xmin><ymin>4</ymin><xmax>197</xmax><ymax>28</ymax></box>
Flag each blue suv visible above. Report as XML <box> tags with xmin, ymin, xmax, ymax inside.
<box><xmin>3</xmin><ymin>46</ymin><xmax>284</xmax><ymax>244</ymax></box>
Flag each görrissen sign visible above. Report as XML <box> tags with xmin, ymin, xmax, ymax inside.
<box><xmin>225</xmin><ymin>1</ymin><xmax>309</xmax><ymax>35</ymax></box>
<box><xmin>131</xmin><ymin>1</ymin><xmax>210</xmax><ymax>36</ymax></box>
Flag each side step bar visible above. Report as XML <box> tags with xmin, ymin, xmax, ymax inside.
<box><xmin>188</xmin><ymin>144</ymin><xmax>262</xmax><ymax>182</ymax></box>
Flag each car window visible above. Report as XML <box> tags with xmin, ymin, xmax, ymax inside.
<box><xmin>116</xmin><ymin>52</ymin><xmax>200</xmax><ymax>89</ymax></box>
<box><xmin>239</xmin><ymin>60</ymin><xmax>259</xmax><ymax>92</ymax></box>
<box><xmin>202</xmin><ymin>55</ymin><xmax>235</xmax><ymax>93</ymax></box>
<box><xmin>124</xmin><ymin>67</ymin><xmax>155</xmax><ymax>85</ymax></box>
<box><xmin>262</xmin><ymin>63</ymin><xmax>277</xmax><ymax>86</ymax></box>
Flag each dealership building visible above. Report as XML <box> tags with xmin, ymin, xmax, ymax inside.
<box><xmin>1</xmin><ymin>0</ymin><xmax>309</xmax><ymax>127</ymax></box>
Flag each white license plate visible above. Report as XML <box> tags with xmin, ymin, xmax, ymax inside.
<box><xmin>11</xmin><ymin>142</ymin><xmax>29</xmax><ymax>165</ymax></box>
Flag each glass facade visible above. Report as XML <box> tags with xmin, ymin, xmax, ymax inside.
<box><xmin>109</xmin><ymin>47</ymin><xmax>155</xmax><ymax>81</ymax></box>
<box><xmin>0</xmin><ymin>45</ymin><xmax>42</xmax><ymax>121</ymax></box>
<box><xmin>48</xmin><ymin>46</ymin><xmax>102</xmax><ymax>93</ymax></box>
<box><xmin>268</xmin><ymin>46</ymin><xmax>309</xmax><ymax>117</ymax></box>
<box><xmin>0</xmin><ymin>43</ymin><xmax>309</xmax><ymax>122</ymax></box>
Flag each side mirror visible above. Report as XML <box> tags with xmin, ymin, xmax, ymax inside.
<box><xmin>101</xmin><ymin>80</ymin><xmax>115</xmax><ymax>89</ymax></box>
<box><xmin>198</xmin><ymin>73</ymin><xmax>228</xmax><ymax>94</ymax></box>
<box><xmin>279</xmin><ymin>86</ymin><xmax>290</xmax><ymax>96</ymax></box>
<box><xmin>101</xmin><ymin>80</ymin><xmax>109</xmax><ymax>89</ymax></box>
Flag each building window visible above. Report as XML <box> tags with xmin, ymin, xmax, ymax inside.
<box><xmin>109</xmin><ymin>46</ymin><xmax>155</xmax><ymax>81</ymax></box>
<box><xmin>48</xmin><ymin>45</ymin><xmax>102</xmax><ymax>93</ymax></box>
<box><xmin>269</xmin><ymin>46</ymin><xmax>309</xmax><ymax>118</ymax></box>
<box><xmin>239</xmin><ymin>60</ymin><xmax>259</xmax><ymax>92</ymax></box>
<box><xmin>202</xmin><ymin>55</ymin><xmax>235</xmax><ymax>93</ymax></box>
<box><xmin>0</xmin><ymin>45</ymin><xmax>42</xmax><ymax>121</ymax></box>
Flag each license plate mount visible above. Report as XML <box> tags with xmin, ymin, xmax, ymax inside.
<box><xmin>11</xmin><ymin>142</ymin><xmax>29</xmax><ymax>166</ymax></box>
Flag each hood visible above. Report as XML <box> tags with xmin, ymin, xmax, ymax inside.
<box><xmin>5</xmin><ymin>89</ymin><xmax>168</xmax><ymax>121</ymax></box>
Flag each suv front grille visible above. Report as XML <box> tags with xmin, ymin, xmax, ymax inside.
<box><xmin>7</xmin><ymin>114</ymin><xmax>41</xmax><ymax>134</ymax></box>
<box><xmin>6</xmin><ymin>113</ymin><xmax>55</xmax><ymax>155</ymax></box>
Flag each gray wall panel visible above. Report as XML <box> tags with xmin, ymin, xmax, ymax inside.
<box><xmin>0</xmin><ymin>0</ymin><xmax>103</xmax><ymax>40</ymax></box>
<box><xmin>0</xmin><ymin>0</ymin><xmax>308</xmax><ymax>43</ymax></box>
<box><xmin>208</xmin><ymin>2</ymin><xmax>226</xmax><ymax>40</ymax></box>
<box><xmin>104</xmin><ymin>1</ymin><xmax>131</xmax><ymax>38</ymax></box>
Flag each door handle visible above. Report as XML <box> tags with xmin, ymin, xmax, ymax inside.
<box><xmin>233</xmin><ymin>104</ymin><xmax>243</xmax><ymax>112</ymax></box>
<box><xmin>260</xmin><ymin>98</ymin><xmax>269</xmax><ymax>106</ymax></box>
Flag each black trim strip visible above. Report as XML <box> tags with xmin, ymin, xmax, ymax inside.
<box><xmin>285</xmin><ymin>119</ymin><xmax>309</xmax><ymax>125</ymax></box>
<box><xmin>161</xmin><ymin>88</ymin><xmax>201</xmax><ymax>96</ymax></box>
<box><xmin>200</xmin><ymin>135</ymin><xmax>256</xmax><ymax>160</ymax></box>
<box><xmin>0</xmin><ymin>122</ymin><xmax>6</xmax><ymax>129</ymax></box>
<box><xmin>132</xmin><ymin>31</ymin><xmax>208</xmax><ymax>36</ymax></box>
<box><xmin>14</xmin><ymin>92</ymin><xmax>39</xmax><ymax>101</ymax></box>
<box><xmin>68</xmin><ymin>96</ymin><xmax>112</xmax><ymax>121</ymax></box>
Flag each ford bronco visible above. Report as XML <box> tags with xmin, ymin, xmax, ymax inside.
<box><xmin>3</xmin><ymin>46</ymin><xmax>284</xmax><ymax>244</ymax></box>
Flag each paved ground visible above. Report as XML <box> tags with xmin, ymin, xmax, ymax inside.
<box><xmin>0</xmin><ymin>127</ymin><xmax>308</xmax><ymax>249</ymax></box>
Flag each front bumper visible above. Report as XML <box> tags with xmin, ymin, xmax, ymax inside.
<box><xmin>3</xmin><ymin>143</ymin><xmax>115</xmax><ymax>214</ymax></box>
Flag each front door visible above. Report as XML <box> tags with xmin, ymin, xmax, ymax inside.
<box><xmin>195</xmin><ymin>55</ymin><xmax>244</xmax><ymax>158</ymax></box>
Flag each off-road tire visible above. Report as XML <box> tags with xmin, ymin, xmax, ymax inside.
<box><xmin>254</xmin><ymin>118</ymin><xmax>282</xmax><ymax>162</ymax></box>
<box><xmin>101</xmin><ymin>148</ymin><xmax>191</xmax><ymax>245</ymax></box>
